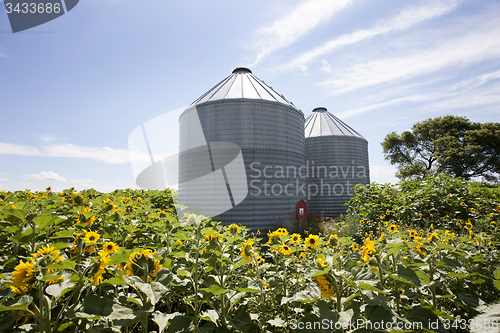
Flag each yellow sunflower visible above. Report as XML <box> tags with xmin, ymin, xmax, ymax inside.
<box><xmin>275</xmin><ymin>228</ymin><xmax>288</xmax><ymax>236</ymax></box>
<box><xmin>125</xmin><ymin>249</ymin><xmax>162</xmax><ymax>282</ymax></box>
<box><xmin>290</xmin><ymin>233</ymin><xmax>302</xmax><ymax>244</ymax></box>
<box><xmin>84</xmin><ymin>230</ymin><xmax>100</xmax><ymax>244</ymax></box>
<box><xmin>203</xmin><ymin>231</ymin><xmax>221</xmax><ymax>245</ymax></box>
<box><xmin>361</xmin><ymin>236</ymin><xmax>376</xmax><ymax>262</ymax></box>
<box><xmin>102</xmin><ymin>241</ymin><xmax>119</xmax><ymax>255</ymax></box>
<box><xmin>409</xmin><ymin>229</ymin><xmax>417</xmax><ymax>238</ymax></box>
<box><xmin>427</xmin><ymin>232</ymin><xmax>440</xmax><ymax>243</ymax></box>
<box><xmin>11</xmin><ymin>260</ymin><xmax>35</xmax><ymax>288</ymax></box>
<box><xmin>226</xmin><ymin>223</ymin><xmax>240</xmax><ymax>235</ymax></box>
<box><xmin>378</xmin><ymin>233</ymin><xmax>385</xmax><ymax>242</ymax></box>
<box><xmin>305</xmin><ymin>235</ymin><xmax>319</xmax><ymax>249</ymax></box>
<box><xmin>316</xmin><ymin>257</ymin><xmax>327</xmax><ymax>268</ymax></box>
<box><xmin>92</xmin><ymin>254</ymin><xmax>110</xmax><ymax>286</ymax></box>
<box><xmin>388</xmin><ymin>224</ymin><xmax>398</xmax><ymax>233</ymax></box>
<box><xmin>278</xmin><ymin>244</ymin><xmax>292</xmax><ymax>256</ymax></box>
<box><xmin>314</xmin><ymin>275</ymin><xmax>335</xmax><ymax>300</ymax></box>
<box><xmin>351</xmin><ymin>243</ymin><xmax>359</xmax><ymax>251</ymax></box>
<box><xmin>31</xmin><ymin>245</ymin><xmax>62</xmax><ymax>261</ymax></box>
<box><xmin>327</xmin><ymin>234</ymin><xmax>339</xmax><ymax>248</ymax></box>
<box><xmin>241</xmin><ymin>239</ymin><xmax>254</xmax><ymax>261</ymax></box>
<box><xmin>465</xmin><ymin>221</ymin><xmax>473</xmax><ymax>230</ymax></box>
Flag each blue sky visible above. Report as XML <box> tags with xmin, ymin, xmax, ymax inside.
<box><xmin>1</xmin><ymin>0</ymin><xmax>499</xmax><ymax>192</ymax></box>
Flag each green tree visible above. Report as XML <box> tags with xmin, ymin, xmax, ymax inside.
<box><xmin>382</xmin><ymin>115</ymin><xmax>500</xmax><ymax>181</ymax></box>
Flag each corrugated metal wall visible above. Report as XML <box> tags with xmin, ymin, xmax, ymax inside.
<box><xmin>305</xmin><ymin>134</ymin><xmax>370</xmax><ymax>217</ymax></box>
<box><xmin>179</xmin><ymin>99</ymin><xmax>306</xmax><ymax>232</ymax></box>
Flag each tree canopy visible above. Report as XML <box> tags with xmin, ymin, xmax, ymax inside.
<box><xmin>381</xmin><ymin>115</ymin><xmax>500</xmax><ymax>182</ymax></box>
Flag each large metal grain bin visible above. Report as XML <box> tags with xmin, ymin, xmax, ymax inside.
<box><xmin>178</xmin><ymin>68</ymin><xmax>306</xmax><ymax>232</ymax></box>
<box><xmin>304</xmin><ymin>107</ymin><xmax>370</xmax><ymax>217</ymax></box>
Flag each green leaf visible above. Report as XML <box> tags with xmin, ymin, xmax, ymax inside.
<box><xmin>442</xmin><ymin>257</ymin><xmax>462</xmax><ymax>269</ymax></box>
<box><xmin>447</xmin><ymin>272</ymin><xmax>467</xmax><ymax>279</ymax></box>
<box><xmin>494</xmin><ymin>269</ymin><xmax>500</xmax><ymax>280</ymax></box>
<box><xmin>267</xmin><ymin>317</ymin><xmax>285</xmax><ymax>327</ymax></box>
<box><xmin>133</xmin><ymin>281</ymin><xmax>167</xmax><ymax>305</ymax></box>
<box><xmin>357</xmin><ymin>283</ymin><xmax>387</xmax><ymax>294</ymax></box>
<box><xmin>457</xmin><ymin>293</ymin><xmax>479</xmax><ymax>308</ymax></box>
<box><xmin>230</xmin><ymin>308</ymin><xmax>260</xmax><ymax>333</ymax></box>
<box><xmin>4</xmin><ymin>207</ymin><xmax>25</xmax><ymax>221</ymax></box>
<box><xmin>57</xmin><ymin>323</ymin><xmax>74</xmax><ymax>331</ymax></box>
<box><xmin>494</xmin><ymin>280</ymin><xmax>500</xmax><ymax>290</ymax></box>
<box><xmin>83</xmin><ymin>295</ymin><xmax>114</xmax><ymax>316</ymax></box>
<box><xmin>397</xmin><ymin>265</ymin><xmax>421</xmax><ymax>287</ymax></box>
<box><xmin>437</xmin><ymin>243</ymin><xmax>455</xmax><ymax>250</ymax></box>
<box><xmin>281</xmin><ymin>285</ymin><xmax>320</xmax><ymax>304</ymax></box>
<box><xmin>365</xmin><ymin>305</ymin><xmax>393</xmax><ymax>324</ymax></box>
<box><xmin>50</xmin><ymin>229</ymin><xmax>76</xmax><ymax>239</ymax></box>
<box><xmin>0</xmin><ymin>295</ymin><xmax>33</xmax><ymax>311</ymax></box>
<box><xmin>201</xmin><ymin>309</ymin><xmax>219</xmax><ymax>323</ymax></box>
<box><xmin>200</xmin><ymin>284</ymin><xmax>230</xmax><ymax>295</ymax></box>
<box><xmin>404</xmin><ymin>306</ymin><xmax>443</xmax><ymax>331</ymax></box>
<box><xmin>46</xmin><ymin>280</ymin><xmax>75</xmax><ymax>298</ymax></box>
<box><xmin>47</xmin><ymin>260</ymin><xmax>76</xmax><ymax>270</ymax></box>
<box><xmin>153</xmin><ymin>312</ymin><xmax>182</xmax><ymax>333</ymax></box>
<box><xmin>168</xmin><ymin>315</ymin><xmax>194</xmax><ymax>333</ymax></box>
<box><xmin>33</xmin><ymin>216</ymin><xmax>65</xmax><ymax>230</ymax></box>
<box><xmin>108</xmin><ymin>249</ymin><xmax>134</xmax><ymax>265</ymax></box>
<box><xmin>101</xmin><ymin>276</ymin><xmax>127</xmax><ymax>286</ymax></box>
<box><xmin>40</xmin><ymin>274</ymin><xmax>62</xmax><ymax>282</ymax></box>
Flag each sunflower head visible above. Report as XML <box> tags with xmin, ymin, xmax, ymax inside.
<box><xmin>31</xmin><ymin>245</ymin><xmax>64</xmax><ymax>268</ymax></box>
<box><xmin>314</xmin><ymin>275</ymin><xmax>335</xmax><ymax>300</ymax></box>
<box><xmin>12</xmin><ymin>260</ymin><xmax>36</xmax><ymax>289</ymax></box>
<box><xmin>241</xmin><ymin>239</ymin><xmax>254</xmax><ymax>261</ymax></box>
<box><xmin>351</xmin><ymin>243</ymin><xmax>359</xmax><ymax>251</ymax></box>
<box><xmin>102</xmin><ymin>241</ymin><xmax>119</xmax><ymax>255</ymax></box>
<box><xmin>278</xmin><ymin>244</ymin><xmax>292</xmax><ymax>256</ymax></box>
<box><xmin>203</xmin><ymin>231</ymin><xmax>221</xmax><ymax>246</ymax></box>
<box><xmin>290</xmin><ymin>233</ymin><xmax>302</xmax><ymax>244</ymax></box>
<box><xmin>84</xmin><ymin>230</ymin><xmax>100</xmax><ymax>244</ymax></box>
<box><xmin>125</xmin><ymin>249</ymin><xmax>162</xmax><ymax>282</ymax></box>
<box><xmin>227</xmin><ymin>223</ymin><xmax>240</xmax><ymax>236</ymax></box>
<box><xmin>305</xmin><ymin>235</ymin><xmax>319</xmax><ymax>249</ymax></box>
<box><xmin>388</xmin><ymin>224</ymin><xmax>398</xmax><ymax>233</ymax></box>
<box><xmin>316</xmin><ymin>257</ymin><xmax>327</xmax><ymax>268</ymax></box>
<box><xmin>327</xmin><ymin>234</ymin><xmax>339</xmax><ymax>248</ymax></box>
<box><xmin>427</xmin><ymin>232</ymin><xmax>440</xmax><ymax>243</ymax></box>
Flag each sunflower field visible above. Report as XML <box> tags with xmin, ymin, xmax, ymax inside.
<box><xmin>1</xmin><ymin>174</ymin><xmax>500</xmax><ymax>333</ymax></box>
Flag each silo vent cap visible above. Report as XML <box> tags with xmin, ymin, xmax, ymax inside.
<box><xmin>232</xmin><ymin>67</ymin><xmax>252</xmax><ymax>74</ymax></box>
<box><xmin>312</xmin><ymin>107</ymin><xmax>328</xmax><ymax>112</ymax></box>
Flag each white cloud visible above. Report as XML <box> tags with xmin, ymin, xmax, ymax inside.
<box><xmin>300</xmin><ymin>65</ymin><xmax>309</xmax><ymax>76</ymax></box>
<box><xmin>0</xmin><ymin>142</ymin><xmax>130</xmax><ymax>164</ymax></box>
<box><xmin>38</xmin><ymin>134</ymin><xmax>61</xmax><ymax>143</ymax></box>
<box><xmin>319</xmin><ymin>25</ymin><xmax>500</xmax><ymax>94</ymax></box>
<box><xmin>250</xmin><ymin>0</ymin><xmax>354</xmax><ymax>65</ymax></box>
<box><xmin>320</xmin><ymin>59</ymin><xmax>332</xmax><ymax>73</ymax></box>
<box><xmin>273</xmin><ymin>0</ymin><xmax>461</xmax><ymax>73</ymax></box>
<box><xmin>337</xmin><ymin>69</ymin><xmax>500</xmax><ymax>118</ymax></box>
<box><xmin>43</xmin><ymin>144</ymin><xmax>130</xmax><ymax>164</ymax></box>
<box><xmin>26</xmin><ymin>171</ymin><xmax>67</xmax><ymax>183</ymax></box>
<box><xmin>0</xmin><ymin>143</ymin><xmax>42</xmax><ymax>156</ymax></box>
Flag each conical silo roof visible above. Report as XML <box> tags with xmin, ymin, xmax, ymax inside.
<box><xmin>304</xmin><ymin>107</ymin><xmax>365</xmax><ymax>139</ymax></box>
<box><xmin>190</xmin><ymin>67</ymin><xmax>297</xmax><ymax>108</ymax></box>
